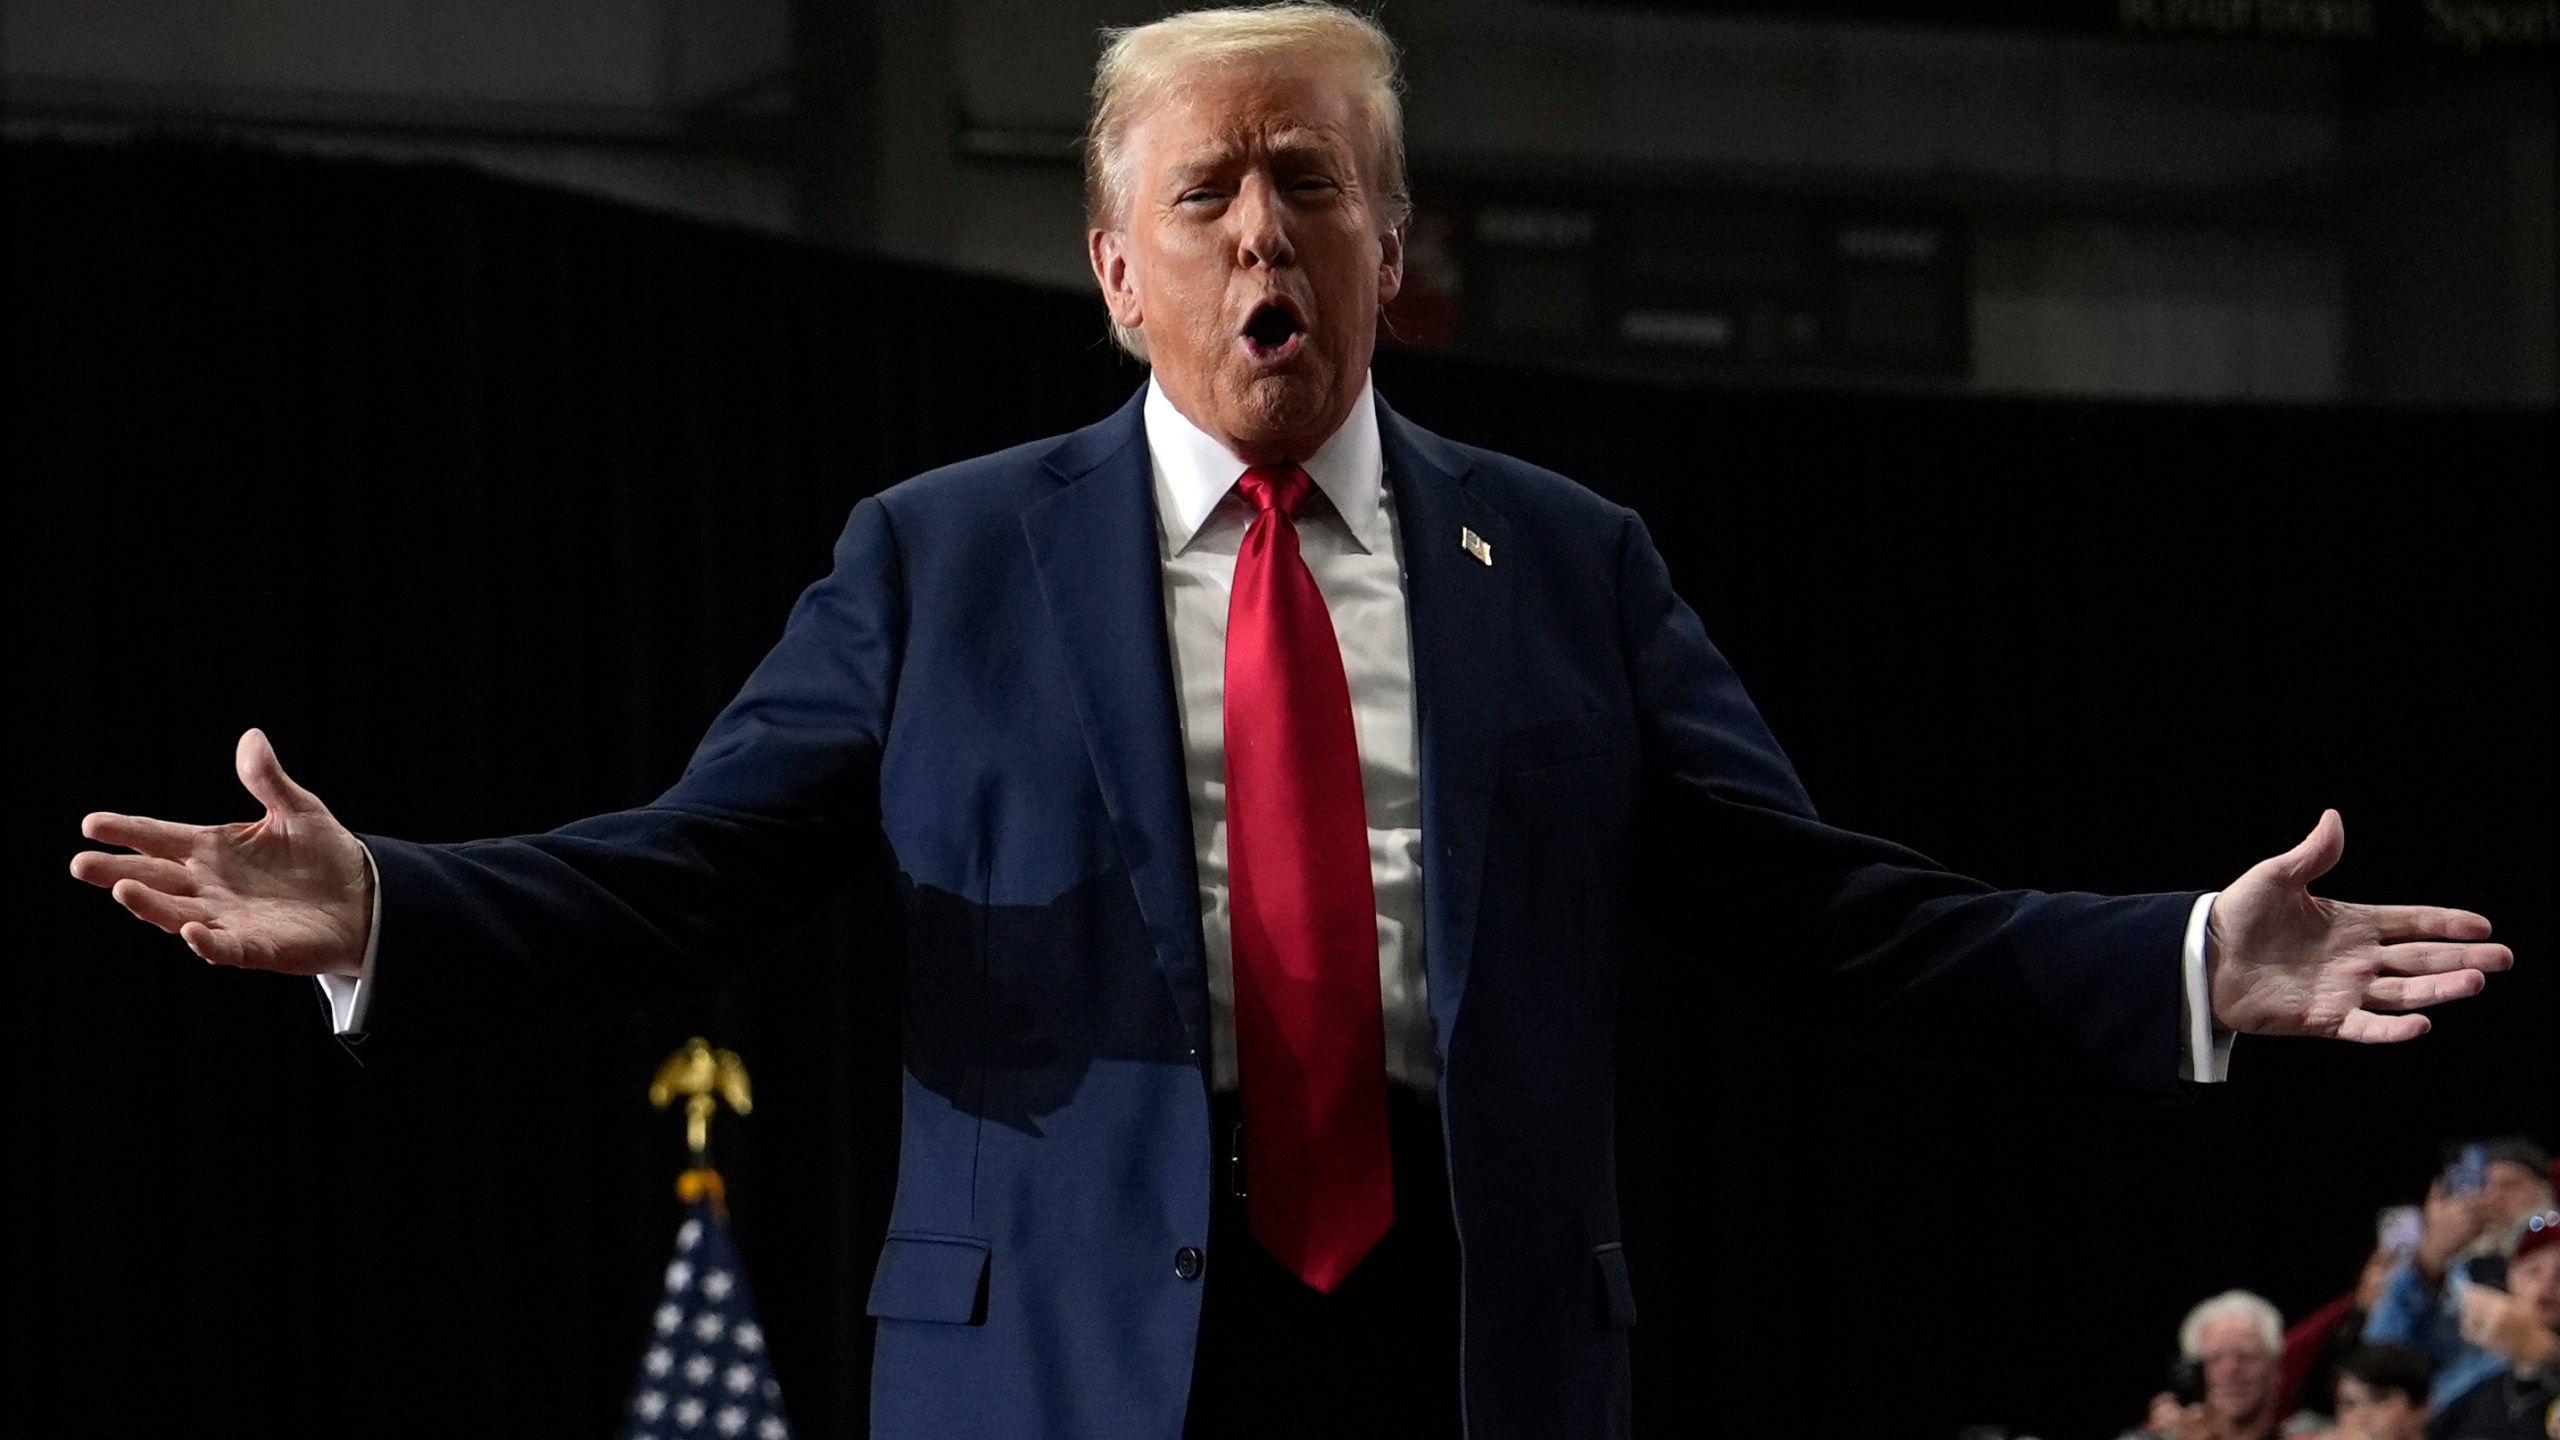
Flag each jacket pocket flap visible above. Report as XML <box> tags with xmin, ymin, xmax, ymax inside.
<box><xmin>1592</xmin><ymin>1242</ymin><xmax>1638</xmax><ymax>1329</ymax></box>
<box><xmin>866</xmin><ymin>1233</ymin><xmax>990</xmax><ymax>1325</ymax></box>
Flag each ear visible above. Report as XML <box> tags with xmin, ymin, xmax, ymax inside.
<box><xmin>1375</xmin><ymin>221</ymin><xmax>1405</xmax><ymax>308</ymax></box>
<box><xmin>1090</xmin><ymin>229</ymin><xmax>1144</xmax><ymax>331</ymax></box>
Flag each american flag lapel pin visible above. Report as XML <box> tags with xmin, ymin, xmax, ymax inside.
<box><xmin>1460</xmin><ymin>526</ymin><xmax>1492</xmax><ymax>566</ymax></box>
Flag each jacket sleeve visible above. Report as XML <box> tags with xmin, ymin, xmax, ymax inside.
<box><xmin>342</xmin><ymin>494</ymin><xmax>908</xmax><ymax>1060</ymax></box>
<box><xmin>2362</xmin><ymin>1256</ymin><xmax>2452</xmax><ymax>1352</ymax></box>
<box><xmin>1615</xmin><ymin>509</ymin><xmax>2197</xmax><ymax>1096</ymax></box>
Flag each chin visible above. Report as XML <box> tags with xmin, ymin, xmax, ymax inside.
<box><xmin>1224</xmin><ymin>371</ymin><xmax>1332</xmax><ymax>445</ymax></box>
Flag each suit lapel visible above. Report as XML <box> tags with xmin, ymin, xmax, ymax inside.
<box><xmin>1380</xmin><ymin>399</ymin><xmax>1509</xmax><ymax>1056</ymax></box>
<box><xmin>1018</xmin><ymin>391</ymin><xmax>1511</xmax><ymax>1071</ymax></box>
<box><xmin>1021</xmin><ymin>390</ymin><xmax>1213</xmax><ymax>1056</ymax></box>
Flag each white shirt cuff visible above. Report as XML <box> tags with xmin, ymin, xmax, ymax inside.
<box><xmin>2178</xmin><ymin>890</ymin><xmax>2235</xmax><ymax>1083</ymax></box>
<box><xmin>314</xmin><ymin>843</ymin><xmax>382</xmax><ymax>1035</ymax></box>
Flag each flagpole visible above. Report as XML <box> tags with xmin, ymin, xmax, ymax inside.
<box><xmin>648</xmin><ymin>1037</ymin><xmax>752</xmax><ymax>1219</ymax></box>
<box><xmin>623</xmin><ymin>1038</ymin><xmax>794</xmax><ymax>1440</ymax></box>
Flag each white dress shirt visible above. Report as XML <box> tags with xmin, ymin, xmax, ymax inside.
<box><xmin>1145</xmin><ymin>376</ymin><xmax>1437</xmax><ymax>1095</ymax></box>
<box><xmin>327</xmin><ymin>373</ymin><xmax>2232</xmax><ymax>1085</ymax></box>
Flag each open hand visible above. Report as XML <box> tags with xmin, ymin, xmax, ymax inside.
<box><xmin>70</xmin><ymin>728</ymin><xmax>373</xmax><ymax>977</ymax></box>
<box><xmin>2414</xmin><ymin>1179</ymin><xmax>2492</xmax><ymax>1282</ymax></box>
<box><xmin>2458</xmin><ymin>1282</ymin><xmax>2560</xmax><ymax>1368</ymax></box>
<box><xmin>2141</xmin><ymin>1394</ymin><xmax>2218</xmax><ymax>1440</ymax></box>
<box><xmin>2207</xmin><ymin>811</ymin><xmax>2511</xmax><ymax>1042</ymax></box>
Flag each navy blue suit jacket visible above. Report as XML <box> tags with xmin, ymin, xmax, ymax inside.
<box><xmin>354</xmin><ymin>386</ymin><xmax>2195</xmax><ymax>1439</ymax></box>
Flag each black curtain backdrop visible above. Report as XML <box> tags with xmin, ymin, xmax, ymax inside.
<box><xmin>6</xmin><ymin>139</ymin><xmax>2551</xmax><ymax>1440</ymax></box>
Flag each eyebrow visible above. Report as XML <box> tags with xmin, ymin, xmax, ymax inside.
<box><xmin>1262</xmin><ymin>127</ymin><xmax>1337</xmax><ymax>159</ymax></box>
<box><xmin>1164</xmin><ymin>125</ymin><xmax>1347</xmax><ymax>181</ymax></box>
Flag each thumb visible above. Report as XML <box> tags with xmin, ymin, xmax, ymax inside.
<box><xmin>235</xmin><ymin>728</ymin><xmax>324</xmax><ymax>817</ymax></box>
<box><xmin>2263</xmin><ymin>808</ymin><xmax>2344</xmax><ymax>890</ymax></box>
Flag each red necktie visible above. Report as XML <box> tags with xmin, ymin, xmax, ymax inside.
<box><xmin>1224</xmin><ymin>462</ymin><xmax>1394</xmax><ymax>1294</ymax></box>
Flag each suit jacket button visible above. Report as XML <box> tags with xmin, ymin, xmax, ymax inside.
<box><xmin>1173</xmin><ymin>1246</ymin><xmax>1203</xmax><ymax>1281</ymax></box>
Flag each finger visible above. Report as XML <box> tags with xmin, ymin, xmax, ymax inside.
<box><xmin>69</xmin><ymin>851</ymin><xmax>198</xmax><ymax>893</ymax></box>
<box><xmin>179</xmin><ymin>921</ymin><xmax>248</xmax><ymax>967</ymax></box>
<box><xmin>2335</xmin><ymin>1008</ymin><xmax>2430</xmax><ymax>1044</ymax></box>
<box><xmin>2365</xmin><ymin>971</ymin><xmax>2488</xmax><ymax>1010</ymax></box>
<box><xmin>111</xmin><ymin>877</ymin><xmax>213</xmax><ymax>933</ymax></box>
<box><xmin>2264</xmin><ymin>809</ymin><xmax>2345</xmax><ymax>889</ymax></box>
<box><xmin>2368</xmin><ymin>904</ymin><xmax>2495</xmax><ymax>943</ymax></box>
<box><xmin>81</xmin><ymin>811</ymin><xmax>208</xmax><ymax>859</ymax></box>
<box><xmin>236</xmin><ymin>727</ymin><xmax>324</xmax><ymax>817</ymax></box>
<box><xmin>2372</xmin><ymin>940</ymin><xmax>2514</xmax><ymax>976</ymax></box>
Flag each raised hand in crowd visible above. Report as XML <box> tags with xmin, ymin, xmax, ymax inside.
<box><xmin>2411</xmin><ymin>1178</ymin><xmax>2494</xmax><ymax>1284</ymax></box>
<box><xmin>2137</xmin><ymin>1392</ymin><xmax>2256</xmax><ymax>1440</ymax></box>
<box><xmin>2457</xmin><ymin>1283</ymin><xmax>2559</xmax><ymax>1370</ymax></box>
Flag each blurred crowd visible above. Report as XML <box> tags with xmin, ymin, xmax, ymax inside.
<box><xmin>2126</xmin><ymin>1137</ymin><xmax>2560</xmax><ymax>1440</ymax></box>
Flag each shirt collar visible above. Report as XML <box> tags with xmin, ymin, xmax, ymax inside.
<box><xmin>1144</xmin><ymin>374</ymin><xmax>1384</xmax><ymax>556</ymax></box>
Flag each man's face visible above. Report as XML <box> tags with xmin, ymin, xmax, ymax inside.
<box><xmin>1089</xmin><ymin>58</ymin><xmax>1403</xmax><ymax>464</ymax></box>
<box><xmin>2333</xmin><ymin>1376</ymin><xmax>2425</xmax><ymax>1440</ymax></box>
<box><xmin>2480</xmin><ymin>1161</ymin><xmax>2550</xmax><ymax>1228</ymax></box>
<box><xmin>2512</xmin><ymin>1244</ymin><xmax>2560</xmax><ymax>1329</ymax></box>
<box><xmin>2193</xmin><ymin>1315</ymin><xmax>2278</xmax><ymax>1426</ymax></box>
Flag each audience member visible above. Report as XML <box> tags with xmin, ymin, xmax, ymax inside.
<box><xmin>2328</xmin><ymin>1344</ymin><xmax>2431</xmax><ymax>1440</ymax></box>
<box><xmin>2284</xmin><ymin>1245</ymin><xmax>2409</xmax><ymax>1420</ymax></box>
<box><xmin>2139</xmin><ymin>1291</ymin><xmax>2288</xmax><ymax>1440</ymax></box>
<box><xmin>2366</xmin><ymin>1141</ymin><xmax>2558</xmax><ymax>1410</ymax></box>
<box><xmin>2122</xmin><ymin>1145</ymin><xmax>2556</xmax><ymax>1440</ymax></box>
<box><xmin>2429</xmin><ymin>1210</ymin><xmax>2560</xmax><ymax>1440</ymax></box>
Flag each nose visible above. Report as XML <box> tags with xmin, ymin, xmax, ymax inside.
<box><xmin>1230</xmin><ymin>173</ymin><xmax>1294</xmax><ymax>270</ymax></box>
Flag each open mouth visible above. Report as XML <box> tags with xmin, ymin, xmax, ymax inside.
<box><xmin>1240</xmin><ymin>299</ymin><xmax>1307</xmax><ymax>363</ymax></box>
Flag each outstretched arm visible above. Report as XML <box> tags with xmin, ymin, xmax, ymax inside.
<box><xmin>68</xmin><ymin>494</ymin><xmax>908</xmax><ymax>1054</ymax></box>
<box><xmin>1614</xmin><ymin>508</ymin><xmax>2513</xmax><ymax>1088</ymax></box>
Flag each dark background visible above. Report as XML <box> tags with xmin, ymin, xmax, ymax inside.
<box><xmin>5</xmin><ymin>138</ymin><xmax>2553</xmax><ymax>1438</ymax></box>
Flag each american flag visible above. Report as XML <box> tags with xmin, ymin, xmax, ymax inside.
<box><xmin>620</xmin><ymin>1201</ymin><xmax>794</xmax><ymax>1440</ymax></box>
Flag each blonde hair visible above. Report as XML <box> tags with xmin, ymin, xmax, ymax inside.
<box><xmin>1085</xmin><ymin>3</ymin><xmax>1410</xmax><ymax>358</ymax></box>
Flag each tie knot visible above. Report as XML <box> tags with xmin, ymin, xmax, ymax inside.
<box><xmin>1237</xmin><ymin>463</ymin><xmax>1314</xmax><ymax>519</ymax></box>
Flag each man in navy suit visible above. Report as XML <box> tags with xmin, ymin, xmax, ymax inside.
<box><xmin>71</xmin><ymin>6</ymin><xmax>2513</xmax><ymax>1437</ymax></box>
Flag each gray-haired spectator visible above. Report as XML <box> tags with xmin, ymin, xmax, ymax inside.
<box><xmin>2138</xmin><ymin>1291</ymin><xmax>2287</xmax><ymax>1440</ymax></box>
<box><xmin>2189</xmin><ymin>1292</ymin><xmax>2288</xmax><ymax>1440</ymax></box>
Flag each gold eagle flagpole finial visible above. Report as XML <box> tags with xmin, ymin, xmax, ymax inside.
<box><xmin>649</xmin><ymin>1037</ymin><xmax>753</xmax><ymax>1216</ymax></box>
